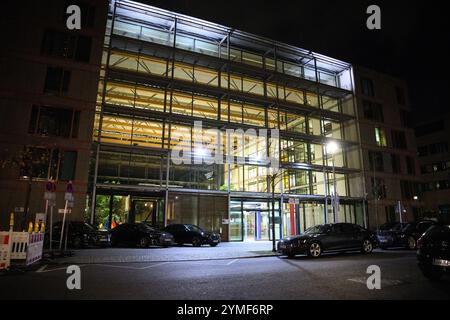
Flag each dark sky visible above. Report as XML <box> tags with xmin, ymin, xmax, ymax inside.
<box><xmin>142</xmin><ymin>0</ymin><xmax>450</xmax><ymax>121</ymax></box>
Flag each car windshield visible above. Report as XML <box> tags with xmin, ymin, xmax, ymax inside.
<box><xmin>186</xmin><ymin>225</ymin><xmax>203</xmax><ymax>232</ymax></box>
<box><xmin>303</xmin><ymin>225</ymin><xmax>328</xmax><ymax>234</ymax></box>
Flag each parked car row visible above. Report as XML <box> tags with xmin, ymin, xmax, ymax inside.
<box><xmin>44</xmin><ymin>222</ymin><xmax>221</xmax><ymax>249</ymax></box>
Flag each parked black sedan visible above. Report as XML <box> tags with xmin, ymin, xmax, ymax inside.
<box><xmin>417</xmin><ymin>221</ymin><xmax>450</xmax><ymax>280</ymax></box>
<box><xmin>277</xmin><ymin>223</ymin><xmax>377</xmax><ymax>258</ymax></box>
<box><xmin>110</xmin><ymin>223</ymin><xmax>174</xmax><ymax>248</ymax></box>
<box><xmin>164</xmin><ymin>224</ymin><xmax>221</xmax><ymax>247</ymax></box>
<box><xmin>377</xmin><ymin>220</ymin><xmax>436</xmax><ymax>250</ymax></box>
<box><xmin>45</xmin><ymin>221</ymin><xmax>110</xmax><ymax>249</ymax></box>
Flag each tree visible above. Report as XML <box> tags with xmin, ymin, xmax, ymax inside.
<box><xmin>0</xmin><ymin>146</ymin><xmax>53</xmax><ymax>230</ymax></box>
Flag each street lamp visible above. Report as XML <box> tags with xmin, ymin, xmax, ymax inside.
<box><xmin>326</xmin><ymin>141</ymin><xmax>339</xmax><ymax>223</ymax></box>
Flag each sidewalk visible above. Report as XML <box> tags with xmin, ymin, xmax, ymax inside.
<box><xmin>45</xmin><ymin>241</ymin><xmax>280</xmax><ymax>264</ymax></box>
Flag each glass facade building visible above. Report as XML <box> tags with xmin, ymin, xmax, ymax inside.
<box><xmin>90</xmin><ymin>0</ymin><xmax>366</xmax><ymax>241</ymax></box>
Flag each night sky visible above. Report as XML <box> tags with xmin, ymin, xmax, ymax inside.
<box><xmin>143</xmin><ymin>0</ymin><xmax>450</xmax><ymax>121</ymax></box>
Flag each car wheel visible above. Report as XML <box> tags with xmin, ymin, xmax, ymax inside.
<box><xmin>210</xmin><ymin>243</ymin><xmax>218</xmax><ymax>247</ymax></box>
<box><xmin>72</xmin><ymin>236</ymin><xmax>82</xmax><ymax>249</ymax></box>
<box><xmin>407</xmin><ymin>236</ymin><xmax>417</xmax><ymax>250</ymax></box>
<box><xmin>361</xmin><ymin>239</ymin><xmax>373</xmax><ymax>254</ymax></box>
<box><xmin>176</xmin><ymin>242</ymin><xmax>183</xmax><ymax>246</ymax></box>
<box><xmin>111</xmin><ymin>237</ymin><xmax>119</xmax><ymax>247</ymax></box>
<box><xmin>307</xmin><ymin>242</ymin><xmax>322</xmax><ymax>258</ymax></box>
<box><xmin>421</xmin><ymin>265</ymin><xmax>443</xmax><ymax>281</ymax></box>
<box><xmin>287</xmin><ymin>251</ymin><xmax>295</xmax><ymax>259</ymax></box>
<box><xmin>192</xmin><ymin>237</ymin><xmax>202</xmax><ymax>247</ymax></box>
<box><xmin>139</xmin><ymin>237</ymin><xmax>149</xmax><ymax>248</ymax></box>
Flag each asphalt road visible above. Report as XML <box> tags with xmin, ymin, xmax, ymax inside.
<box><xmin>1</xmin><ymin>249</ymin><xmax>449</xmax><ymax>300</ymax></box>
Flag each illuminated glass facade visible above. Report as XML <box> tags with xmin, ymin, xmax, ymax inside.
<box><xmin>90</xmin><ymin>0</ymin><xmax>366</xmax><ymax>241</ymax></box>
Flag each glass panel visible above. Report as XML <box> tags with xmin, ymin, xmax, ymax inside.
<box><xmin>243</xmin><ymin>104</ymin><xmax>265</xmax><ymax>126</ymax></box>
<box><xmin>171</xmin><ymin>92</ymin><xmax>192</xmax><ymax>116</ymax></box>
<box><xmin>283</xmin><ymin>169</ymin><xmax>310</xmax><ymax>194</ymax></box>
<box><xmin>194</xmin><ymin>66</ymin><xmax>218</xmax><ymax>86</ymax></box>
<box><xmin>173</xmin><ymin>63</ymin><xmax>193</xmax><ymax>82</ymax></box>
<box><xmin>304</xmin><ymin>202</ymin><xmax>325</xmax><ymax>229</ymax></box>
<box><xmin>193</xmin><ymin>96</ymin><xmax>218</xmax><ymax>119</ymax></box>
<box><xmin>285</xmin><ymin>88</ymin><xmax>305</xmax><ymax>104</ymax></box>
<box><xmin>285</xmin><ymin>113</ymin><xmax>306</xmax><ymax>133</ymax></box>
<box><xmin>305</xmin><ymin>92</ymin><xmax>319</xmax><ymax>107</ymax></box>
<box><xmin>229</xmin><ymin>201</ymin><xmax>242</xmax><ymax>241</ymax></box>
<box><xmin>242</xmin><ymin>77</ymin><xmax>264</xmax><ymax>96</ymax></box>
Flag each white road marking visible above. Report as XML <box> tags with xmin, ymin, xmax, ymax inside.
<box><xmin>36</xmin><ymin>265</ymin><xmax>86</xmax><ymax>273</ymax></box>
<box><xmin>226</xmin><ymin>259</ymin><xmax>238</xmax><ymax>265</ymax></box>
<box><xmin>348</xmin><ymin>277</ymin><xmax>405</xmax><ymax>287</ymax></box>
<box><xmin>36</xmin><ymin>265</ymin><xmax>47</xmax><ymax>273</ymax></box>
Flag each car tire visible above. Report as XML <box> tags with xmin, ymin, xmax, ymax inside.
<box><xmin>72</xmin><ymin>236</ymin><xmax>82</xmax><ymax>249</ymax></box>
<box><xmin>192</xmin><ymin>237</ymin><xmax>202</xmax><ymax>247</ymax></box>
<box><xmin>210</xmin><ymin>243</ymin><xmax>218</xmax><ymax>247</ymax></box>
<box><xmin>407</xmin><ymin>236</ymin><xmax>417</xmax><ymax>250</ymax></box>
<box><xmin>111</xmin><ymin>237</ymin><xmax>119</xmax><ymax>247</ymax></box>
<box><xmin>287</xmin><ymin>251</ymin><xmax>295</xmax><ymax>259</ymax></box>
<box><xmin>361</xmin><ymin>239</ymin><xmax>373</xmax><ymax>254</ymax></box>
<box><xmin>139</xmin><ymin>237</ymin><xmax>149</xmax><ymax>248</ymax></box>
<box><xmin>176</xmin><ymin>242</ymin><xmax>183</xmax><ymax>246</ymax></box>
<box><xmin>421</xmin><ymin>265</ymin><xmax>443</xmax><ymax>281</ymax></box>
<box><xmin>307</xmin><ymin>242</ymin><xmax>322</xmax><ymax>258</ymax></box>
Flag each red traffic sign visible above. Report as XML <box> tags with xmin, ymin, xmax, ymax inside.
<box><xmin>66</xmin><ymin>181</ymin><xmax>74</xmax><ymax>193</ymax></box>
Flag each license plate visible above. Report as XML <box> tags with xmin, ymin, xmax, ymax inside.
<box><xmin>280</xmin><ymin>244</ymin><xmax>286</xmax><ymax>249</ymax></box>
<box><xmin>433</xmin><ymin>259</ymin><xmax>450</xmax><ymax>267</ymax></box>
<box><xmin>212</xmin><ymin>239</ymin><xmax>219</xmax><ymax>243</ymax></box>
<box><xmin>164</xmin><ymin>239</ymin><xmax>172</xmax><ymax>242</ymax></box>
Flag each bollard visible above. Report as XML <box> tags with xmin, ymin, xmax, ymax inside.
<box><xmin>28</xmin><ymin>222</ymin><xmax>33</xmax><ymax>233</ymax></box>
<box><xmin>40</xmin><ymin>223</ymin><xmax>45</xmax><ymax>233</ymax></box>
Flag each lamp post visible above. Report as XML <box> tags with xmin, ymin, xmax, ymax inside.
<box><xmin>326</xmin><ymin>141</ymin><xmax>339</xmax><ymax>223</ymax></box>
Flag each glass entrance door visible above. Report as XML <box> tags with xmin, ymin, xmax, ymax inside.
<box><xmin>243</xmin><ymin>211</ymin><xmax>255</xmax><ymax>241</ymax></box>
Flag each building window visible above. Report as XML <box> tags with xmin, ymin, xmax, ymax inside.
<box><xmin>429</xmin><ymin>142</ymin><xmax>449</xmax><ymax>155</ymax></box>
<box><xmin>391</xmin><ymin>130</ymin><xmax>407</xmax><ymax>149</ymax></box>
<box><xmin>391</xmin><ymin>154</ymin><xmax>401</xmax><ymax>174</ymax></box>
<box><xmin>375</xmin><ymin>127</ymin><xmax>387</xmax><ymax>147</ymax></box>
<box><xmin>44</xmin><ymin>67</ymin><xmax>71</xmax><ymax>95</ymax></box>
<box><xmin>361</xmin><ymin>77</ymin><xmax>375</xmax><ymax>97</ymax></box>
<box><xmin>371</xmin><ymin>177</ymin><xmax>386</xmax><ymax>199</ymax></box>
<box><xmin>400</xmin><ymin>181</ymin><xmax>418</xmax><ymax>200</ymax></box>
<box><xmin>41</xmin><ymin>30</ymin><xmax>92</xmax><ymax>63</ymax></box>
<box><xmin>19</xmin><ymin>147</ymin><xmax>77</xmax><ymax>181</ymax></box>
<box><xmin>362</xmin><ymin>100</ymin><xmax>383</xmax><ymax>122</ymax></box>
<box><xmin>29</xmin><ymin>106</ymin><xmax>80</xmax><ymax>138</ymax></box>
<box><xmin>59</xmin><ymin>151</ymin><xmax>77</xmax><ymax>180</ymax></box>
<box><xmin>369</xmin><ymin>151</ymin><xmax>384</xmax><ymax>171</ymax></box>
<box><xmin>406</xmin><ymin>156</ymin><xmax>415</xmax><ymax>175</ymax></box>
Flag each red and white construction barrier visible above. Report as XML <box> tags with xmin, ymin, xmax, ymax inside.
<box><xmin>0</xmin><ymin>232</ymin><xmax>11</xmax><ymax>270</ymax></box>
<box><xmin>26</xmin><ymin>233</ymin><xmax>44</xmax><ymax>266</ymax></box>
<box><xmin>0</xmin><ymin>231</ymin><xmax>44</xmax><ymax>270</ymax></box>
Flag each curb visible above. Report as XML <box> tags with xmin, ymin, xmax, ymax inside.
<box><xmin>42</xmin><ymin>252</ymin><xmax>281</xmax><ymax>265</ymax></box>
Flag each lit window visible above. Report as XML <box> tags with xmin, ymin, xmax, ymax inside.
<box><xmin>375</xmin><ymin>127</ymin><xmax>387</xmax><ymax>147</ymax></box>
